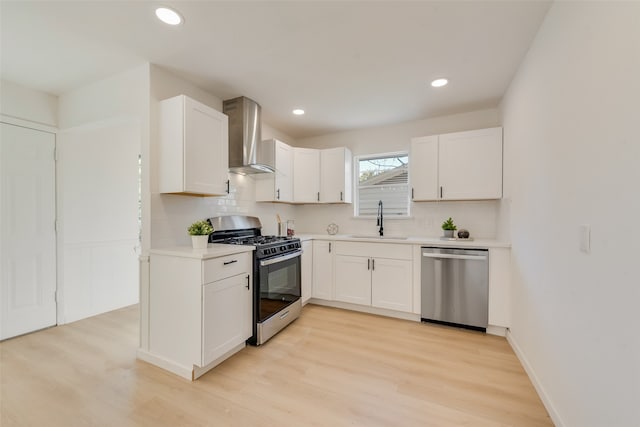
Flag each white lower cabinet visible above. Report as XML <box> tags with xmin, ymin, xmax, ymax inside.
<box><xmin>334</xmin><ymin>255</ymin><xmax>371</xmax><ymax>305</ymax></box>
<box><xmin>202</xmin><ymin>273</ymin><xmax>252</xmax><ymax>366</ymax></box>
<box><xmin>147</xmin><ymin>250</ymin><xmax>252</xmax><ymax>380</ymax></box>
<box><xmin>488</xmin><ymin>247</ymin><xmax>511</xmax><ymax>328</ymax></box>
<box><xmin>301</xmin><ymin>240</ymin><xmax>313</xmax><ymax>304</ymax></box>
<box><xmin>371</xmin><ymin>257</ymin><xmax>412</xmax><ymax>312</ymax></box>
<box><xmin>312</xmin><ymin>240</ymin><xmax>334</xmax><ymax>300</ymax></box>
<box><xmin>333</xmin><ymin>242</ymin><xmax>413</xmax><ymax>313</ymax></box>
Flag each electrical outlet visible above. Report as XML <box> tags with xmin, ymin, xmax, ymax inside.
<box><xmin>580</xmin><ymin>225</ymin><xmax>590</xmax><ymax>254</ymax></box>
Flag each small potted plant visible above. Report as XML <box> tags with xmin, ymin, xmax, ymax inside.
<box><xmin>188</xmin><ymin>220</ymin><xmax>214</xmax><ymax>249</ymax></box>
<box><xmin>441</xmin><ymin>217</ymin><xmax>457</xmax><ymax>238</ymax></box>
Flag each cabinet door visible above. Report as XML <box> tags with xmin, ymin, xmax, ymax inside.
<box><xmin>334</xmin><ymin>255</ymin><xmax>372</xmax><ymax>306</ymax></box>
<box><xmin>293</xmin><ymin>148</ymin><xmax>320</xmax><ymax>203</ymax></box>
<box><xmin>202</xmin><ymin>273</ymin><xmax>251</xmax><ymax>367</ymax></box>
<box><xmin>409</xmin><ymin>135</ymin><xmax>439</xmax><ymax>201</ymax></box>
<box><xmin>184</xmin><ymin>96</ymin><xmax>229</xmax><ymax>195</ymax></box>
<box><xmin>274</xmin><ymin>141</ymin><xmax>293</xmax><ymax>202</ymax></box>
<box><xmin>438</xmin><ymin>127</ymin><xmax>502</xmax><ymax>200</ymax></box>
<box><xmin>371</xmin><ymin>258</ymin><xmax>412</xmax><ymax>312</ymax></box>
<box><xmin>312</xmin><ymin>241</ymin><xmax>334</xmax><ymax>300</ymax></box>
<box><xmin>488</xmin><ymin>248</ymin><xmax>510</xmax><ymax>327</ymax></box>
<box><xmin>320</xmin><ymin>147</ymin><xmax>352</xmax><ymax>203</ymax></box>
<box><xmin>301</xmin><ymin>240</ymin><xmax>313</xmax><ymax>305</ymax></box>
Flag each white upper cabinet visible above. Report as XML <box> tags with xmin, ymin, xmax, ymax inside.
<box><xmin>255</xmin><ymin>139</ymin><xmax>293</xmax><ymax>202</ymax></box>
<box><xmin>410</xmin><ymin>127</ymin><xmax>503</xmax><ymax>201</ymax></box>
<box><xmin>260</xmin><ymin>143</ymin><xmax>352</xmax><ymax>205</ymax></box>
<box><xmin>439</xmin><ymin>127</ymin><xmax>503</xmax><ymax>200</ymax></box>
<box><xmin>409</xmin><ymin>135</ymin><xmax>439</xmax><ymax>201</ymax></box>
<box><xmin>159</xmin><ymin>95</ymin><xmax>229</xmax><ymax>196</ymax></box>
<box><xmin>293</xmin><ymin>147</ymin><xmax>320</xmax><ymax>203</ymax></box>
<box><xmin>320</xmin><ymin>147</ymin><xmax>353</xmax><ymax>203</ymax></box>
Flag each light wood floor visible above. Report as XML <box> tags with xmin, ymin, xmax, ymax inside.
<box><xmin>1</xmin><ymin>304</ymin><xmax>552</xmax><ymax>426</ymax></box>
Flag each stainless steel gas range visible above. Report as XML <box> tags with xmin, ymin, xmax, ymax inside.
<box><xmin>208</xmin><ymin>215</ymin><xmax>302</xmax><ymax>345</ymax></box>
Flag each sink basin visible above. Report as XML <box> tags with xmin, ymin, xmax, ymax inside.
<box><xmin>348</xmin><ymin>235</ymin><xmax>409</xmax><ymax>240</ymax></box>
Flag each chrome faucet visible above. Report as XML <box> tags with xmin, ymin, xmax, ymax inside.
<box><xmin>377</xmin><ymin>200</ymin><xmax>384</xmax><ymax>237</ymax></box>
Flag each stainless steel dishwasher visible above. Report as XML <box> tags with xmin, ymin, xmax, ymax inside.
<box><xmin>421</xmin><ymin>247</ymin><xmax>489</xmax><ymax>331</ymax></box>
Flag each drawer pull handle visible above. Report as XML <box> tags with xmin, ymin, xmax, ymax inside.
<box><xmin>223</xmin><ymin>259</ymin><xmax>238</xmax><ymax>265</ymax></box>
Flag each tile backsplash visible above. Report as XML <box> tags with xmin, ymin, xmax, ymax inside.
<box><xmin>151</xmin><ymin>172</ymin><xmax>502</xmax><ymax>248</ymax></box>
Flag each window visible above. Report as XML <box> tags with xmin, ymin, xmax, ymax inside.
<box><xmin>355</xmin><ymin>152</ymin><xmax>409</xmax><ymax>217</ymax></box>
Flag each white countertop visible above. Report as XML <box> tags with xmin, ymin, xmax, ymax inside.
<box><xmin>149</xmin><ymin>244</ymin><xmax>255</xmax><ymax>259</ymax></box>
<box><xmin>294</xmin><ymin>233</ymin><xmax>510</xmax><ymax>248</ymax></box>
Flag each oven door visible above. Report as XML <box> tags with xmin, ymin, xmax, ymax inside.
<box><xmin>257</xmin><ymin>249</ymin><xmax>302</xmax><ymax>323</ymax></box>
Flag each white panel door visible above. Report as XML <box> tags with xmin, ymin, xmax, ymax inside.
<box><xmin>293</xmin><ymin>147</ymin><xmax>320</xmax><ymax>203</ymax></box>
<box><xmin>334</xmin><ymin>255</ymin><xmax>371</xmax><ymax>306</ymax></box>
<box><xmin>311</xmin><ymin>241</ymin><xmax>333</xmax><ymax>300</ymax></box>
<box><xmin>184</xmin><ymin>96</ymin><xmax>229</xmax><ymax>195</ymax></box>
<box><xmin>274</xmin><ymin>141</ymin><xmax>293</xmax><ymax>202</ymax></box>
<box><xmin>410</xmin><ymin>135</ymin><xmax>439</xmax><ymax>201</ymax></box>
<box><xmin>1</xmin><ymin>122</ymin><xmax>56</xmax><ymax>339</ymax></box>
<box><xmin>320</xmin><ymin>147</ymin><xmax>352</xmax><ymax>203</ymax></box>
<box><xmin>301</xmin><ymin>240</ymin><xmax>312</xmax><ymax>305</ymax></box>
<box><xmin>371</xmin><ymin>258</ymin><xmax>412</xmax><ymax>313</ymax></box>
<box><xmin>202</xmin><ymin>273</ymin><xmax>251</xmax><ymax>366</ymax></box>
<box><xmin>438</xmin><ymin>127</ymin><xmax>503</xmax><ymax>200</ymax></box>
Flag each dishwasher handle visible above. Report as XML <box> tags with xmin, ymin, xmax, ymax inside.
<box><xmin>422</xmin><ymin>252</ymin><xmax>487</xmax><ymax>261</ymax></box>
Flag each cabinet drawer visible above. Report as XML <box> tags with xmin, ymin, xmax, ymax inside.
<box><xmin>334</xmin><ymin>242</ymin><xmax>412</xmax><ymax>260</ymax></box>
<box><xmin>203</xmin><ymin>253</ymin><xmax>251</xmax><ymax>284</ymax></box>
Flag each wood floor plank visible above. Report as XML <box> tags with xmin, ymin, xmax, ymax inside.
<box><xmin>0</xmin><ymin>304</ymin><xmax>552</xmax><ymax>426</ymax></box>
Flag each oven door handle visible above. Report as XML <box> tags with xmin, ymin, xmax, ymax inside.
<box><xmin>259</xmin><ymin>249</ymin><xmax>303</xmax><ymax>267</ymax></box>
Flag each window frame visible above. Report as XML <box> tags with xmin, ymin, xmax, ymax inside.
<box><xmin>353</xmin><ymin>150</ymin><xmax>411</xmax><ymax>218</ymax></box>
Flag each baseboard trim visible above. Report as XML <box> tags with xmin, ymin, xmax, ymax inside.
<box><xmin>308</xmin><ymin>299</ymin><xmax>420</xmax><ymax>322</ymax></box>
<box><xmin>136</xmin><ymin>349</ymin><xmax>193</xmax><ymax>380</ymax></box>
<box><xmin>137</xmin><ymin>343</ymin><xmax>247</xmax><ymax>381</ymax></box>
<box><xmin>506</xmin><ymin>330</ymin><xmax>565</xmax><ymax>427</ymax></box>
<box><xmin>486</xmin><ymin>325</ymin><xmax>507</xmax><ymax>337</ymax></box>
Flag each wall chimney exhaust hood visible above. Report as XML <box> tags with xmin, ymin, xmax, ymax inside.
<box><xmin>223</xmin><ymin>96</ymin><xmax>274</xmax><ymax>174</ymax></box>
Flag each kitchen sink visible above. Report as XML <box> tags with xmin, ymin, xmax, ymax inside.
<box><xmin>348</xmin><ymin>235</ymin><xmax>409</xmax><ymax>240</ymax></box>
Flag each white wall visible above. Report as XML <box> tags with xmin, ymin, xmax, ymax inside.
<box><xmin>295</xmin><ymin>109</ymin><xmax>502</xmax><ymax>238</ymax></box>
<box><xmin>0</xmin><ymin>79</ymin><xmax>58</xmax><ymax>128</ymax></box>
<box><xmin>57</xmin><ymin>64</ymin><xmax>149</xmax><ymax>324</ymax></box>
<box><xmin>500</xmin><ymin>3</ymin><xmax>640</xmax><ymax>426</ymax></box>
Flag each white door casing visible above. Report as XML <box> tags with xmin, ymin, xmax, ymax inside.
<box><xmin>1</xmin><ymin>122</ymin><xmax>57</xmax><ymax>340</ymax></box>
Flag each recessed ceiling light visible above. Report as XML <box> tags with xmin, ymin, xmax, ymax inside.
<box><xmin>292</xmin><ymin>109</ymin><xmax>305</xmax><ymax>115</ymax></box>
<box><xmin>431</xmin><ymin>78</ymin><xmax>448</xmax><ymax>88</ymax></box>
<box><xmin>155</xmin><ymin>7</ymin><xmax>183</xmax><ymax>25</ymax></box>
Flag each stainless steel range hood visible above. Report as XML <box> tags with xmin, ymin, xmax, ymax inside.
<box><xmin>223</xmin><ymin>96</ymin><xmax>274</xmax><ymax>174</ymax></box>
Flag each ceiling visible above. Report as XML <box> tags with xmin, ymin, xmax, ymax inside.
<box><xmin>0</xmin><ymin>1</ymin><xmax>551</xmax><ymax>139</ymax></box>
